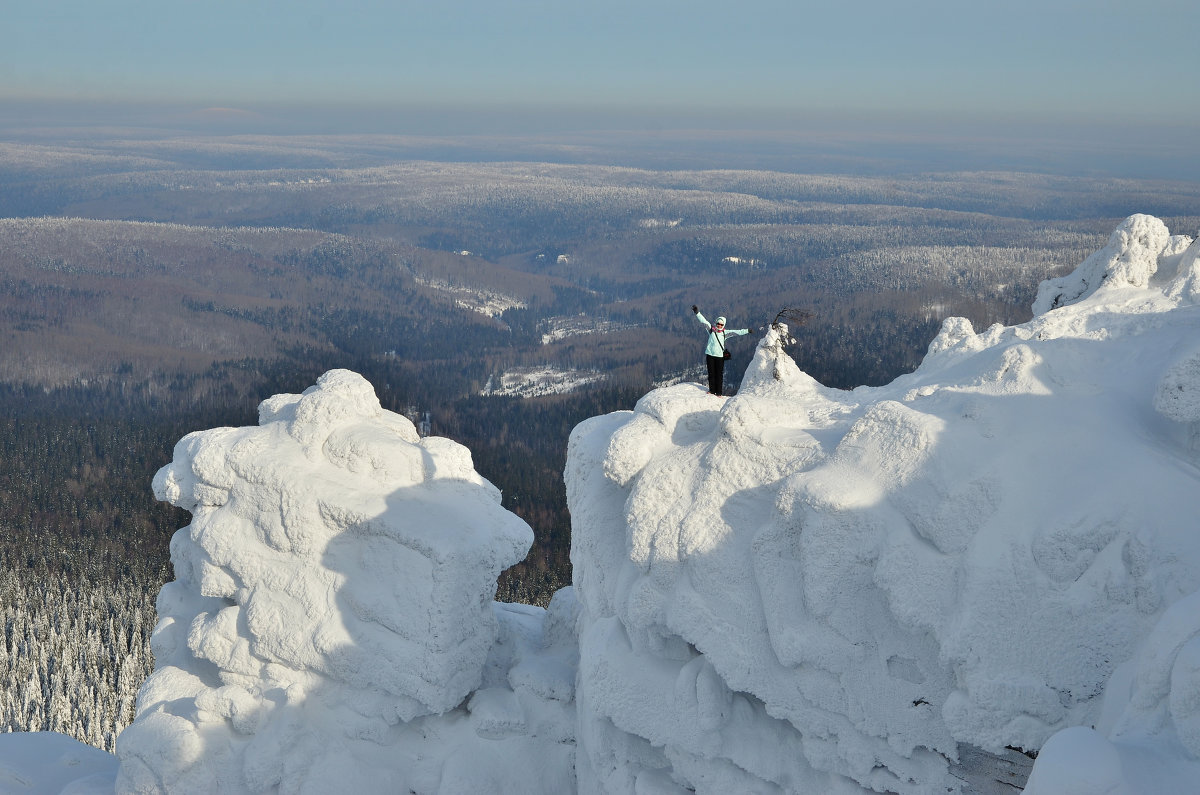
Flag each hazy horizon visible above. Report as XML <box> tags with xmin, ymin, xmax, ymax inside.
<box><xmin>2</xmin><ymin>96</ymin><xmax>1197</xmax><ymax>182</ymax></box>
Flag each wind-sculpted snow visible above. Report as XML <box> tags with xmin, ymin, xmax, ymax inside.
<box><xmin>1023</xmin><ymin>587</ymin><xmax>1200</xmax><ymax>793</ymax></box>
<box><xmin>1031</xmin><ymin>213</ymin><xmax>1192</xmax><ymax>314</ymax></box>
<box><xmin>568</xmin><ymin>215</ymin><xmax>1200</xmax><ymax>793</ymax></box>
<box><xmin>115</xmin><ymin>370</ymin><xmax>575</xmax><ymax>794</ymax></box>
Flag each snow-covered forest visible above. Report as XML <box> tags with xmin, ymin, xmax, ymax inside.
<box><xmin>0</xmin><ymin>567</ymin><xmax>152</xmax><ymax>750</ymax></box>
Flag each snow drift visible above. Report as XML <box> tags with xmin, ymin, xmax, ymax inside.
<box><xmin>89</xmin><ymin>213</ymin><xmax>1200</xmax><ymax>793</ymax></box>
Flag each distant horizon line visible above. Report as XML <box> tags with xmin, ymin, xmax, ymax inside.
<box><xmin>3</xmin><ymin>95</ymin><xmax>1198</xmax><ymax>135</ymax></box>
<box><xmin>2</xmin><ymin>96</ymin><xmax>1197</xmax><ymax>183</ymax></box>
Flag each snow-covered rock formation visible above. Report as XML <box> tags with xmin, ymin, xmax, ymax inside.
<box><xmin>1023</xmin><ymin>587</ymin><xmax>1200</xmax><ymax>794</ymax></box>
<box><xmin>115</xmin><ymin>370</ymin><xmax>575</xmax><ymax>793</ymax></box>
<box><xmin>92</xmin><ymin>213</ymin><xmax>1200</xmax><ymax>794</ymax></box>
<box><xmin>567</xmin><ymin>214</ymin><xmax>1200</xmax><ymax>793</ymax></box>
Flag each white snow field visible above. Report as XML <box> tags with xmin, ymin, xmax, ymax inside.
<box><xmin>480</xmin><ymin>366</ymin><xmax>607</xmax><ymax>397</ymax></box>
<box><xmin>2</xmin><ymin>214</ymin><xmax>1200</xmax><ymax>793</ymax></box>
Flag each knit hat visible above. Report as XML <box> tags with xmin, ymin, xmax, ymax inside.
<box><xmin>716</xmin><ymin>316</ymin><xmax>726</xmax><ymax>325</ymax></box>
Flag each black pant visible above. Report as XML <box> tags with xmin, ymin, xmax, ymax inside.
<box><xmin>706</xmin><ymin>354</ymin><xmax>725</xmax><ymax>395</ymax></box>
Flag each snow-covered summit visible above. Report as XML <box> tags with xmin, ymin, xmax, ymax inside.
<box><xmin>567</xmin><ymin>214</ymin><xmax>1200</xmax><ymax>793</ymax></box>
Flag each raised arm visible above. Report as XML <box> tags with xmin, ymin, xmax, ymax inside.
<box><xmin>692</xmin><ymin>305</ymin><xmax>710</xmax><ymax>328</ymax></box>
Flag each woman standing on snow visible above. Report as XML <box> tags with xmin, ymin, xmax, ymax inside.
<box><xmin>692</xmin><ymin>305</ymin><xmax>753</xmax><ymax>396</ymax></box>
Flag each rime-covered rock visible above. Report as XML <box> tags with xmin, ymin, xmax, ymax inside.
<box><xmin>568</xmin><ymin>214</ymin><xmax>1200</xmax><ymax>793</ymax></box>
<box><xmin>1031</xmin><ymin>213</ymin><xmax>1190</xmax><ymax>314</ymax></box>
<box><xmin>115</xmin><ymin>370</ymin><xmax>575</xmax><ymax>794</ymax></box>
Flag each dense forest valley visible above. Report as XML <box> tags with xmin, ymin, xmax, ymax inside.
<box><xmin>1</xmin><ymin>129</ymin><xmax>1198</xmax><ymax>750</ymax></box>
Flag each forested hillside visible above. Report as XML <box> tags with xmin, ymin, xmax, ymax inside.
<box><xmin>1</xmin><ymin>130</ymin><xmax>1198</xmax><ymax>752</ymax></box>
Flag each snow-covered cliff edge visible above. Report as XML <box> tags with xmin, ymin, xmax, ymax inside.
<box><xmin>567</xmin><ymin>213</ymin><xmax>1200</xmax><ymax>793</ymax></box>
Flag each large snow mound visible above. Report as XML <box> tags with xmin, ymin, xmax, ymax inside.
<box><xmin>568</xmin><ymin>215</ymin><xmax>1200</xmax><ymax>793</ymax></box>
<box><xmin>115</xmin><ymin>370</ymin><xmax>575</xmax><ymax>794</ymax></box>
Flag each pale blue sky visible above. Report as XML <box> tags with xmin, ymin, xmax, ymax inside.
<box><xmin>2</xmin><ymin>0</ymin><xmax>1197</xmax><ymax>124</ymax></box>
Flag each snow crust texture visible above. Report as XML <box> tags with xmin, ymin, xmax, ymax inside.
<box><xmin>115</xmin><ymin>370</ymin><xmax>576</xmax><ymax>794</ymax></box>
<box><xmin>568</xmin><ymin>215</ymin><xmax>1200</xmax><ymax>793</ymax></box>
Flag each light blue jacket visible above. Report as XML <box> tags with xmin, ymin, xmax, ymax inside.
<box><xmin>695</xmin><ymin>311</ymin><xmax>750</xmax><ymax>357</ymax></box>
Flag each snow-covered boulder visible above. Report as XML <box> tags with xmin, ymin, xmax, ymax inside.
<box><xmin>1166</xmin><ymin>234</ymin><xmax>1200</xmax><ymax>303</ymax></box>
<box><xmin>116</xmin><ymin>370</ymin><xmax>574</xmax><ymax>793</ymax></box>
<box><xmin>1023</xmin><ymin>586</ymin><xmax>1200</xmax><ymax>793</ymax></box>
<box><xmin>568</xmin><ymin>215</ymin><xmax>1200</xmax><ymax>794</ymax></box>
<box><xmin>1031</xmin><ymin>213</ymin><xmax>1191</xmax><ymax>314</ymax></box>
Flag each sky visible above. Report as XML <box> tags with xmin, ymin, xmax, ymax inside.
<box><xmin>2</xmin><ymin>0</ymin><xmax>1198</xmax><ymax>129</ymax></box>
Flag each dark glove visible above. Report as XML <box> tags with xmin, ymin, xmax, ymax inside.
<box><xmin>691</xmin><ymin>305</ymin><xmax>698</xmax><ymax>314</ymax></box>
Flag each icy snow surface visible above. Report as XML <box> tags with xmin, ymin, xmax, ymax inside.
<box><xmin>13</xmin><ymin>214</ymin><xmax>1200</xmax><ymax>794</ymax></box>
